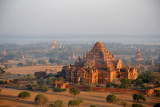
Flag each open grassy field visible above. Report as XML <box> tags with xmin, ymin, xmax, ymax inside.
<box><xmin>5</xmin><ymin>65</ymin><xmax>63</xmax><ymax>74</ymax></box>
<box><xmin>0</xmin><ymin>88</ymin><xmax>159</xmax><ymax>107</ymax></box>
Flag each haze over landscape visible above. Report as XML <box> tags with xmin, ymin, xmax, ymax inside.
<box><xmin>0</xmin><ymin>1</ymin><xmax>160</xmax><ymax>107</ymax></box>
<box><xmin>0</xmin><ymin>0</ymin><xmax>160</xmax><ymax>44</ymax></box>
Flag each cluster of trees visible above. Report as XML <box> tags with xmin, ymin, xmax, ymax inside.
<box><xmin>106</xmin><ymin>71</ymin><xmax>160</xmax><ymax>90</ymax></box>
<box><xmin>49</xmin><ymin>58</ymin><xmax>63</xmax><ymax>65</ymax></box>
<box><xmin>17</xmin><ymin>59</ymin><xmax>46</xmax><ymax>67</ymax></box>
<box><xmin>138</xmin><ymin>71</ymin><xmax>160</xmax><ymax>84</ymax></box>
<box><xmin>106</xmin><ymin>93</ymin><xmax>146</xmax><ymax>107</ymax></box>
<box><xmin>16</xmin><ymin>87</ymin><xmax>83</xmax><ymax>107</ymax></box>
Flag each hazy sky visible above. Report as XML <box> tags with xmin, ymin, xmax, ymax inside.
<box><xmin>0</xmin><ymin>0</ymin><xmax>160</xmax><ymax>36</ymax></box>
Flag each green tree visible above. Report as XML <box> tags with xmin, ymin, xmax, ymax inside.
<box><xmin>106</xmin><ymin>94</ymin><xmax>119</xmax><ymax>103</ymax></box>
<box><xmin>40</xmin><ymin>84</ymin><xmax>49</xmax><ymax>92</ymax></box>
<box><xmin>138</xmin><ymin>71</ymin><xmax>160</xmax><ymax>84</ymax></box>
<box><xmin>34</xmin><ymin>94</ymin><xmax>48</xmax><ymax>107</ymax></box>
<box><xmin>154</xmin><ymin>90</ymin><xmax>160</xmax><ymax>96</ymax></box>
<box><xmin>149</xmin><ymin>72</ymin><xmax>160</xmax><ymax>84</ymax></box>
<box><xmin>37</xmin><ymin>60</ymin><xmax>46</xmax><ymax>65</ymax></box>
<box><xmin>47</xmin><ymin>77</ymin><xmax>56</xmax><ymax>85</ymax></box>
<box><xmin>134</xmin><ymin>78</ymin><xmax>143</xmax><ymax>86</ymax></box>
<box><xmin>49</xmin><ymin>100</ymin><xmax>64</xmax><ymax>107</ymax></box>
<box><xmin>68</xmin><ymin>99</ymin><xmax>84</xmax><ymax>107</ymax></box>
<box><xmin>26</xmin><ymin>60</ymin><xmax>34</xmax><ymax>66</ymax></box>
<box><xmin>120</xmin><ymin>78</ymin><xmax>131</xmax><ymax>89</ymax></box>
<box><xmin>27</xmin><ymin>82</ymin><xmax>38</xmax><ymax>90</ymax></box>
<box><xmin>17</xmin><ymin>63</ymin><xmax>24</xmax><ymax>67</ymax></box>
<box><xmin>18</xmin><ymin>84</ymin><xmax>26</xmax><ymax>90</ymax></box>
<box><xmin>49</xmin><ymin>58</ymin><xmax>63</xmax><ymax>65</ymax></box>
<box><xmin>18</xmin><ymin>91</ymin><xmax>30</xmax><ymax>98</ymax></box>
<box><xmin>132</xmin><ymin>94</ymin><xmax>146</xmax><ymax>102</ymax></box>
<box><xmin>69</xmin><ymin>87</ymin><xmax>80</xmax><ymax>97</ymax></box>
<box><xmin>89</xmin><ymin>83</ymin><xmax>95</xmax><ymax>92</ymax></box>
<box><xmin>53</xmin><ymin>87</ymin><xmax>66</xmax><ymax>92</ymax></box>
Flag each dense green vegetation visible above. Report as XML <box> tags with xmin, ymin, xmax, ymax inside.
<box><xmin>106</xmin><ymin>94</ymin><xmax>119</xmax><ymax>103</ymax></box>
<box><xmin>34</xmin><ymin>94</ymin><xmax>48</xmax><ymax>106</ymax></box>
<box><xmin>49</xmin><ymin>100</ymin><xmax>64</xmax><ymax>107</ymax></box>
<box><xmin>154</xmin><ymin>90</ymin><xmax>160</xmax><ymax>96</ymax></box>
<box><xmin>68</xmin><ymin>99</ymin><xmax>84</xmax><ymax>107</ymax></box>
<box><xmin>18</xmin><ymin>91</ymin><xmax>30</xmax><ymax>98</ymax></box>
<box><xmin>132</xmin><ymin>94</ymin><xmax>146</xmax><ymax>102</ymax></box>
<box><xmin>53</xmin><ymin>87</ymin><xmax>66</xmax><ymax>92</ymax></box>
<box><xmin>69</xmin><ymin>87</ymin><xmax>80</xmax><ymax>97</ymax></box>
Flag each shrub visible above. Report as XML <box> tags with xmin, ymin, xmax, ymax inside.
<box><xmin>18</xmin><ymin>84</ymin><xmax>26</xmax><ymax>90</ymax></box>
<box><xmin>49</xmin><ymin>100</ymin><xmax>64</xmax><ymax>107</ymax></box>
<box><xmin>121</xmin><ymin>101</ymin><xmax>128</xmax><ymax>107</ymax></box>
<box><xmin>40</xmin><ymin>84</ymin><xmax>48</xmax><ymax>92</ymax></box>
<box><xmin>89</xmin><ymin>84</ymin><xmax>95</xmax><ymax>92</ymax></box>
<box><xmin>47</xmin><ymin>77</ymin><xmax>56</xmax><ymax>85</ymax></box>
<box><xmin>68</xmin><ymin>99</ymin><xmax>84</xmax><ymax>107</ymax></box>
<box><xmin>106</xmin><ymin>94</ymin><xmax>119</xmax><ymax>103</ymax></box>
<box><xmin>17</xmin><ymin>63</ymin><xmax>24</xmax><ymax>67</ymax></box>
<box><xmin>90</xmin><ymin>105</ymin><xmax>97</xmax><ymax>107</ymax></box>
<box><xmin>69</xmin><ymin>87</ymin><xmax>80</xmax><ymax>97</ymax></box>
<box><xmin>154</xmin><ymin>90</ymin><xmax>160</xmax><ymax>96</ymax></box>
<box><xmin>154</xmin><ymin>103</ymin><xmax>160</xmax><ymax>107</ymax></box>
<box><xmin>37</xmin><ymin>60</ymin><xmax>46</xmax><ymax>65</ymax></box>
<box><xmin>68</xmin><ymin>100</ymin><xmax>79</xmax><ymax>107</ymax></box>
<box><xmin>77</xmin><ymin>98</ymin><xmax>84</xmax><ymax>104</ymax></box>
<box><xmin>18</xmin><ymin>91</ymin><xmax>30</xmax><ymax>98</ymax></box>
<box><xmin>132</xmin><ymin>103</ymin><xmax>145</xmax><ymax>107</ymax></box>
<box><xmin>120</xmin><ymin>78</ymin><xmax>132</xmax><ymax>89</ymax></box>
<box><xmin>53</xmin><ymin>87</ymin><xmax>66</xmax><ymax>92</ymax></box>
<box><xmin>34</xmin><ymin>94</ymin><xmax>48</xmax><ymax>106</ymax></box>
<box><xmin>27</xmin><ymin>82</ymin><xmax>38</xmax><ymax>90</ymax></box>
<box><xmin>132</xmin><ymin>94</ymin><xmax>146</xmax><ymax>102</ymax></box>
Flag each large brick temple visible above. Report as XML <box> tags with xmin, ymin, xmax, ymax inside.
<box><xmin>62</xmin><ymin>41</ymin><xmax>138</xmax><ymax>84</ymax></box>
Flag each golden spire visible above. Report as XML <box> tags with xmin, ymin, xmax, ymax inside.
<box><xmin>53</xmin><ymin>38</ymin><xmax>56</xmax><ymax>45</ymax></box>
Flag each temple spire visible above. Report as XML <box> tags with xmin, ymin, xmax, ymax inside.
<box><xmin>53</xmin><ymin>38</ymin><xmax>56</xmax><ymax>45</ymax></box>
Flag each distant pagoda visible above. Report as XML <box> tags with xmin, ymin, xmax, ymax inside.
<box><xmin>49</xmin><ymin>38</ymin><xmax>61</xmax><ymax>49</ymax></box>
<box><xmin>62</xmin><ymin>41</ymin><xmax>138</xmax><ymax>84</ymax></box>
<box><xmin>135</xmin><ymin>48</ymin><xmax>144</xmax><ymax>61</ymax></box>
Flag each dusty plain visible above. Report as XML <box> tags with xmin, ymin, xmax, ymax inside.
<box><xmin>5</xmin><ymin>65</ymin><xmax>63</xmax><ymax>74</ymax></box>
<box><xmin>0</xmin><ymin>88</ymin><xmax>159</xmax><ymax>107</ymax></box>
